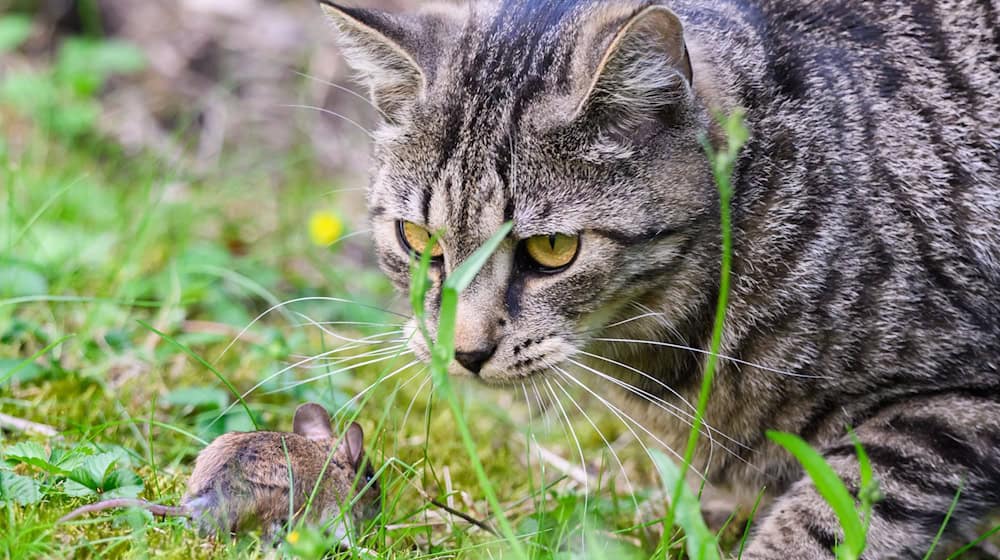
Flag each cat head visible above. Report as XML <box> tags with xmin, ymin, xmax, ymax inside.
<box><xmin>321</xmin><ymin>0</ymin><xmax>721</xmax><ymax>384</ymax></box>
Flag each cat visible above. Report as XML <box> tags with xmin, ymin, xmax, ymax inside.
<box><xmin>319</xmin><ymin>0</ymin><xmax>1000</xmax><ymax>557</ymax></box>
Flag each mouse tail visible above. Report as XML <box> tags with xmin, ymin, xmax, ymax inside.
<box><xmin>58</xmin><ymin>498</ymin><xmax>189</xmax><ymax>523</ymax></box>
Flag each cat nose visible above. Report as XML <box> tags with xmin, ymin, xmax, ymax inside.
<box><xmin>455</xmin><ymin>345</ymin><xmax>497</xmax><ymax>374</ymax></box>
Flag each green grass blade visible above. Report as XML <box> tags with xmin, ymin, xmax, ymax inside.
<box><xmin>851</xmin><ymin>432</ymin><xmax>873</xmax><ymax>491</ymax></box>
<box><xmin>664</xmin><ymin>110</ymin><xmax>746</xmax><ymax>541</ymax></box>
<box><xmin>443</xmin><ymin>222</ymin><xmax>513</xmax><ymax>293</ymax></box>
<box><xmin>136</xmin><ymin>319</ymin><xmax>259</xmax><ymax>430</ymax></box>
<box><xmin>923</xmin><ymin>480</ymin><xmax>963</xmax><ymax>560</ymax></box>
<box><xmin>0</xmin><ymin>334</ymin><xmax>74</xmax><ymax>386</ymax></box>
<box><xmin>410</xmin><ymin>221</ymin><xmax>526</xmax><ymax>558</ymax></box>
<box><xmin>651</xmin><ymin>449</ymin><xmax>720</xmax><ymax>560</ymax></box>
<box><xmin>947</xmin><ymin>523</ymin><xmax>1000</xmax><ymax>559</ymax></box>
<box><xmin>767</xmin><ymin>431</ymin><xmax>865</xmax><ymax>556</ymax></box>
<box><xmin>849</xmin><ymin>430</ymin><xmax>882</xmax><ymax>529</ymax></box>
<box><xmin>737</xmin><ymin>488</ymin><xmax>766</xmax><ymax>559</ymax></box>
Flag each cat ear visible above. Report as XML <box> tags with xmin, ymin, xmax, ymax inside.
<box><xmin>572</xmin><ymin>5</ymin><xmax>692</xmax><ymax>129</ymax></box>
<box><xmin>338</xmin><ymin>422</ymin><xmax>365</xmax><ymax>470</ymax></box>
<box><xmin>319</xmin><ymin>1</ymin><xmax>426</xmax><ymax>124</ymax></box>
<box><xmin>293</xmin><ymin>403</ymin><xmax>334</xmax><ymax>442</ymax></box>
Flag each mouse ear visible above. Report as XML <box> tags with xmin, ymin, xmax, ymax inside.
<box><xmin>340</xmin><ymin>422</ymin><xmax>365</xmax><ymax>469</ymax></box>
<box><xmin>293</xmin><ymin>403</ymin><xmax>333</xmax><ymax>442</ymax></box>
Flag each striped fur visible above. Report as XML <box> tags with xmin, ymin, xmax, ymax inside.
<box><xmin>321</xmin><ymin>0</ymin><xmax>1000</xmax><ymax>556</ymax></box>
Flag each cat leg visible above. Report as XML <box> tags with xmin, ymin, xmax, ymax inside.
<box><xmin>742</xmin><ymin>394</ymin><xmax>1000</xmax><ymax>559</ymax></box>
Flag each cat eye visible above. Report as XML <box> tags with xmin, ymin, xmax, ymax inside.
<box><xmin>397</xmin><ymin>221</ymin><xmax>443</xmax><ymax>259</ymax></box>
<box><xmin>523</xmin><ymin>234</ymin><xmax>580</xmax><ymax>271</ymax></box>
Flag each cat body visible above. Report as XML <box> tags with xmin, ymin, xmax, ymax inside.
<box><xmin>321</xmin><ymin>0</ymin><xmax>1000</xmax><ymax>556</ymax></box>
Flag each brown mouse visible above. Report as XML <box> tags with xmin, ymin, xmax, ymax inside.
<box><xmin>59</xmin><ymin>403</ymin><xmax>380</xmax><ymax>543</ymax></box>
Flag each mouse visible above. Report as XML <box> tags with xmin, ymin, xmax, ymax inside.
<box><xmin>58</xmin><ymin>403</ymin><xmax>380</xmax><ymax>543</ymax></box>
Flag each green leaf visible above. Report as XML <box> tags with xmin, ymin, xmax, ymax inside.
<box><xmin>56</xmin><ymin>38</ymin><xmax>146</xmax><ymax>86</ymax></box>
<box><xmin>102</xmin><ymin>469</ymin><xmax>144</xmax><ymax>499</ymax></box>
<box><xmin>0</xmin><ymin>15</ymin><xmax>32</xmax><ymax>54</ymax></box>
<box><xmin>650</xmin><ymin>450</ymin><xmax>720</xmax><ymax>560</ymax></box>
<box><xmin>443</xmin><ymin>222</ymin><xmax>513</xmax><ymax>293</ymax></box>
<box><xmin>0</xmin><ymin>471</ymin><xmax>42</xmax><ymax>506</ymax></box>
<box><xmin>63</xmin><ymin>479</ymin><xmax>96</xmax><ymax>497</ymax></box>
<box><xmin>48</xmin><ymin>99</ymin><xmax>100</xmax><ymax>138</ymax></box>
<box><xmin>4</xmin><ymin>441</ymin><xmax>47</xmax><ymax>463</ymax></box>
<box><xmin>0</xmin><ymin>259</ymin><xmax>49</xmax><ymax>298</ymax></box>
<box><xmin>49</xmin><ymin>445</ymin><xmax>96</xmax><ymax>472</ymax></box>
<box><xmin>3</xmin><ymin>442</ymin><xmax>70</xmax><ymax>476</ymax></box>
<box><xmin>0</xmin><ymin>72</ymin><xmax>56</xmax><ymax>113</ymax></box>
<box><xmin>68</xmin><ymin>452</ymin><xmax>119</xmax><ymax>490</ymax></box>
<box><xmin>0</xmin><ymin>358</ymin><xmax>42</xmax><ymax>385</ymax></box>
<box><xmin>768</xmin><ymin>431</ymin><xmax>865</xmax><ymax>558</ymax></box>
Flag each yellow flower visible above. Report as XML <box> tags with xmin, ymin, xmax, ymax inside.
<box><xmin>309</xmin><ymin>211</ymin><xmax>344</xmax><ymax>246</ymax></box>
<box><xmin>286</xmin><ymin>530</ymin><xmax>300</xmax><ymax>545</ymax></box>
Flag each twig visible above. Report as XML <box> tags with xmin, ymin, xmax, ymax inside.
<box><xmin>512</xmin><ymin>435</ymin><xmax>592</xmax><ymax>487</ymax></box>
<box><xmin>0</xmin><ymin>413</ymin><xmax>60</xmax><ymax>438</ymax></box>
<box><xmin>430</xmin><ymin>499</ymin><xmax>498</xmax><ymax>536</ymax></box>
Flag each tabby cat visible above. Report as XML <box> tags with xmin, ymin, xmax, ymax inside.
<box><xmin>319</xmin><ymin>0</ymin><xmax>1000</xmax><ymax>556</ymax></box>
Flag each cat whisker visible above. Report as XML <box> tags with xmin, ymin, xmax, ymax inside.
<box><xmin>630</xmin><ymin>302</ymin><xmax>686</xmax><ymax>341</ymax></box>
<box><xmin>290</xmin><ymin>320</ymin><xmax>405</xmax><ymax>329</ymax></box>
<box><xmin>543</xmin><ymin>379</ymin><xmax>593</xmax><ymax>493</ymax></box>
<box><xmin>549</xmin><ymin>365</ymin><xmax>675</xmax><ymax>485</ymax></box>
<box><xmin>546</xmin><ymin>377</ymin><xmax>591</xmax><ymax>549</ymax></box>
<box><xmin>529</xmin><ymin>378</ymin><xmax>553</xmax><ymax>431</ymax></box>
<box><xmin>289</xmin><ymin>339</ymin><xmax>409</xmax><ymax>361</ymax></box>
<box><xmin>297</xmin><ymin>345</ymin><xmax>411</xmax><ymax>367</ymax></box>
<box><xmin>572</xmin><ymin>311</ymin><xmax>670</xmax><ymax>335</ymax></box>
<box><xmin>291</xmin><ymin>332</ymin><xmax>406</xmax><ymax>352</ymax></box>
<box><xmin>545</xmin><ymin>378</ymin><xmax>591</xmax><ymax>491</ymax></box>
<box><xmin>315</xmin><ymin>228</ymin><xmax>375</xmax><ymax>247</ymax></box>
<box><xmin>292</xmin><ymin>70</ymin><xmax>390</xmax><ymax>120</ymax></box>
<box><xmin>269</xmin><ymin>352</ymin><xmax>415</xmax><ymax>394</ymax></box>
<box><xmin>548</xmin><ymin>374</ymin><xmax>640</xmax><ymax>508</ymax></box>
<box><xmin>210</xmin><ymin>343</ymin><xmax>377</xmax><ymax>422</ymax></box>
<box><xmin>566</xmin><ymin>357</ymin><xmax>756</xmax><ymax>473</ymax></box>
<box><xmin>569</xmin><ymin>353</ymin><xmax>753</xmax><ymax>454</ymax></box>
<box><xmin>294</xmin><ymin>311</ymin><xmax>406</xmax><ymax>344</ymax></box>
<box><xmin>551</xmin><ymin>365</ymin><xmax>705</xmax><ymax>482</ymax></box>
<box><xmin>216</xmin><ymin>295</ymin><xmax>410</xmax><ymax>361</ymax></box>
<box><xmin>590</xmin><ymin>337</ymin><xmax>832</xmax><ymax>380</ymax></box>
<box><xmin>287</xmin><ymin>342</ymin><xmax>409</xmax><ymax>371</ymax></box>
<box><xmin>321</xmin><ymin>187</ymin><xmax>369</xmax><ymax>196</ymax></box>
<box><xmin>278</xmin><ymin>104</ymin><xmax>375</xmax><ymax>138</ymax></box>
<box><xmin>332</xmin><ymin>360</ymin><xmax>423</xmax><ymax>417</ymax></box>
<box><xmin>230</xmin><ymin>343</ymin><xmax>409</xmax><ymax>415</ymax></box>
<box><xmin>574</xmin><ymin>351</ymin><xmax>698</xmax><ymax>414</ymax></box>
<box><xmin>293</xmin><ymin>346</ymin><xmax>409</xmax><ymax>369</ymax></box>
<box><xmin>398</xmin><ymin>371</ymin><xmax>433</xmax><ymax>432</ymax></box>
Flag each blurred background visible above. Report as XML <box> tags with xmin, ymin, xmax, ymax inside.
<box><xmin>3</xmin><ymin>0</ymin><xmax>410</xmax><ymax>171</ymax></box>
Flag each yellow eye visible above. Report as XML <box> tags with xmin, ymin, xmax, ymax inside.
<box><xmin>398</xmin><ymin>221</ymin><xmax>443</xmax><ymax>258</ymax></box>
<box><xmin>524</xmin><ymin>234</ymin><xmax>579</xmax><ymax>270</ymax></box>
